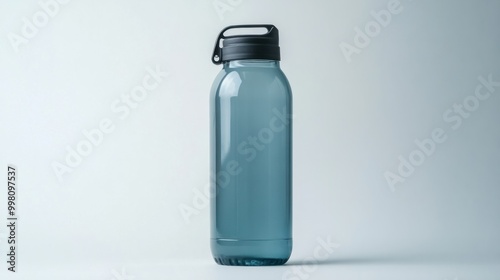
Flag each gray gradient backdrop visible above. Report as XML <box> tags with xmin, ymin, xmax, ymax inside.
<box><xmin>0</xmin><ymin>0</ymin><xmax>499</xmax><ymax>279</ymax></box>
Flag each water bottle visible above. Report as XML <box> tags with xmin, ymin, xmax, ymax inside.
<box><xmin>210</xmin><ymin>24</ymin><xmax>292</xmax><ymax>266</ymax></box>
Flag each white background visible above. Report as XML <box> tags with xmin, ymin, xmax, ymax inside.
<box><xmin>0</xmin><ymin>0</ymin><xmax>499</xmax><ymax>279</ymax></box>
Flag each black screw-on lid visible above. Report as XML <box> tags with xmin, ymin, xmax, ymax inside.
<box><xmin>211</xmin><ymin>24</ymin><xmax>280</xmax><ymax>65</ymax></box>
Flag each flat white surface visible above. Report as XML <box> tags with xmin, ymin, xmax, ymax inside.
<box><xmin>5</xmin><ymin>258</ymin><xmax>500</xmax><ymax>280</ymax></box>
<box><xmin>0</xmin><ymin>0</ymin><xmax>499</xmax><ymax>279</ymax></box>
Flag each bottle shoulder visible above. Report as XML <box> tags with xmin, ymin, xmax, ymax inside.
<box><xmin>211</xmin><ymin>67</ymin><xmax>291</xmax><ymax>98</ymax></box>
<box><xmin>214</xmin><ymin>68</ymin><xmax>289</xmax><ymax>86</ymax></box>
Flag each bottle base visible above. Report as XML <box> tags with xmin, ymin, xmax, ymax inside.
<box><xmin>214</xmin><ymin>257</ymin><xmax>289</xmax><ymax>266</ymax></box>
<box><xmin>211</xmin><ymin>238</ymin><xmax>292</xmax><ymax>266</ymax></box>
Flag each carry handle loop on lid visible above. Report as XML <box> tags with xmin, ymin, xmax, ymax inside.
<box><xmin>211</xmin><ymin>24</ymin><xmax>277</xmax><ymax>65</ymax></box>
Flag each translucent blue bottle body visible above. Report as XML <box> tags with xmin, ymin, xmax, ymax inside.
<box><xmin>210</xmin><ymin>59</ymin><xmax>292</xmax><ymax>266</ymax></box>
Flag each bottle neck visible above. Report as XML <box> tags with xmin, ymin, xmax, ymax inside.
<box><xmin>224</xmin><ymin>59</ymin><xmax>280</xmax><ymax>69</ymax></box>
